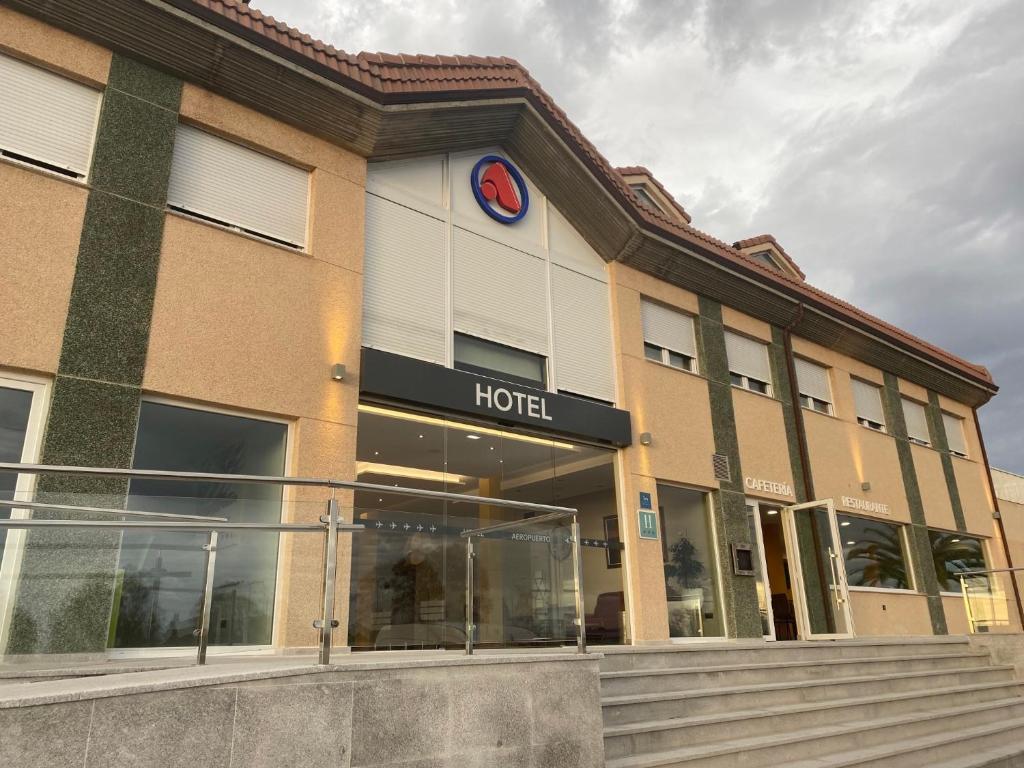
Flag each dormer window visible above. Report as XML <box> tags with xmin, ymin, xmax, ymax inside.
<box><xmin>748</xmin><ymin>250</ymin><xmax>783</xmax><ymax>271</ymax></box>
<box><xmin>733</xmin><ymin>235</ymin><xmax>806</xmax><ymax>281</ymax></box>
<box><xmin>617</xmin><ymin>166</ymin><xmax>692</xmax><ymax>225</ymax></box>
<box><xmin>630</xmin><ymin>184</ymin><xmax>670</xmax><ymax>216</ymax></box>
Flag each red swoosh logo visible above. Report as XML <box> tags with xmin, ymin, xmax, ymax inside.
<box><xmin>479</xmin><ymin>162</ymin><xmax>522</xmax><ymax>214</ymax></box>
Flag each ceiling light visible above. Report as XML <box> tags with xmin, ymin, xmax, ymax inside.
<box><xmin>847</xmin><ymin>541</ymin><xmax>855</xmax><ymax>546</ymax></box>
<box><xmin>766</xmin><ymin>509</ymin><xmax>779</xmax><ymax>516</ymax></box>
<box><xmin>951</xmin><ymin>538</ymin><xmax>961</xmax><ymax>543</ymax></box>
<box><xmin>841</xmin><ymin>521</ymin><xmax>851</xmax><ymax>527</ymax></box>
<box><xmin>356</xmin><ymin>462</ymin><xmax>467</xmax><ymax>485</ymax></box>
<box><xmin>466</xmin><ymin>434</ymin><xmax>481</xmax><ymax>440</ymax></box>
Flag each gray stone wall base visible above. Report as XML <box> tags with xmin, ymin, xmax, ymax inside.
<box><xmin>969</xmin><ymin>633</ymin><xmax>1024</xmax><ymax>682</ymax></box>
<box><xmin>0</xmin><ymin>656</ymin><xmax>605</xmax><ymax>768</ymax></box>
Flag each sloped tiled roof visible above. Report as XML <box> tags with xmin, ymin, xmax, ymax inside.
<box><xmin>176</xmin><ymin>0</ymin><xmax>994</xmax><ymax>389</ymax></box>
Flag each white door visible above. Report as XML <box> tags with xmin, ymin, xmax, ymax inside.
<box><xmin>782</xmin><ymin>499</ymin><xmax>854</xmax><ymax>640</ymax></box>
<box><xmin>745</xmin><ymin>502</ymin><xmax>776</xmax><ymax>640</ymax></box>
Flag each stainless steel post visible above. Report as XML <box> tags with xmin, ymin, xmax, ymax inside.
<box><xmin>465</xmin><ymin>537</ymin><xmax>475</xmax><ymax>655</ymax></box>
<box><xmin>570</xmin><ymin>516</ymin><xmax>587</xmax><ymax>654</ymax></box>
<box><xmin>318</xmin><ymin>498</ymin><xmax>340</xmax><ymax>665</ymax></box>
<box><xmin>195</xmin><ymin>530</ymin><xmax>218</xmax><ymax>665</ymax></box>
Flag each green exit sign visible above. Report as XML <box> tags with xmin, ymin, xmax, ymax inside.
<box><xmin>638</xmin><ymin>510</ymin><xmax>658</xmax><ymax>540</ymax></box>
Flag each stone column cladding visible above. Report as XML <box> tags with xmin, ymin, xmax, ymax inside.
<box><xmin>696</xmin><ymin>297</ymin><xmax>762</xmax><ymax>638</ymax></box>
<box><xmin>5</xmin><ymin>57</ymin><xmax>182</xmax><ymax>654</ymax></box>
<box><xmin>768</xmin><ymin>327</ymin><xmax>810</xmax><ymax>504</ymax></box>
<box><xmin>881</xmin><ymin>372</ymin><xmax>948</xmax><ymax>634</ymax></box>
<box><xmin>926</xmin><ymin>390</ymin><xmax>969</xmax><ymax>532</ymax></box>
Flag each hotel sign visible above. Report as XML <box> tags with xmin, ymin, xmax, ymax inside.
<box><xmin>360</xmin><ymin>348</ymin><xmax>633</xmax><ymax>446</ymax></box>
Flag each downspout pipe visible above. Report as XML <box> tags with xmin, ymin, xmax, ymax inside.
<box><xmin>972</xmin><ymin>407</ymin><xmax>1024</xmax><ymax>630</ymax></box>
<box><xmin>783</xmin><ymin>303</ymin><xmax>814</xmax><ymax>501</ymax></box>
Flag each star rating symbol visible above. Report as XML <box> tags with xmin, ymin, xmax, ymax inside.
<box><xmin>416</xmin><ymin>524</ymin><xmax>424</xmax><ymax>532</ymax></box>
<box><xmin>375</xmin><ymin>521</ymin><xmax>384</xmax><ymax>529</ymax></box>
<box><xmin>389</xmin><ymin>522</ymin><xmax>397</xmax><ymax>530</ymax></box>
<box><xmin>429</xmin><ymin>525</ymin><xmax>437</xmax><ymax>533</ymax></box>
<box><xmin>403</xmin><ymin>523</ymin><xmax>411</xmax><ymax>531</ymax></box>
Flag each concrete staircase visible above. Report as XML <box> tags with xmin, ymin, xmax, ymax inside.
<box><xmin>600</xmin><ymin>637</ymin><xmax>1024</xmax><ymax>768</ymax></box>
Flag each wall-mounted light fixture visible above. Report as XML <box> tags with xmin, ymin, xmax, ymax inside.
<box><xmin>330</xmin><ymin>363</ymin><xmax>346</xmax><ymax>381</ymax></box>
<box><xmin>861</xmin><ymin>481</ymin><xmax>872</xmax><ymax>492</ymax></box>
<box><xmin>639</xmin><ymin>432</ymin><xmax>653</xmax><ymax>446</ymax></box>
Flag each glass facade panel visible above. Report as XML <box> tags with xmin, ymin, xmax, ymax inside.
<box><xmin>659</xmin><ymin>485</ymin><xmax>723</xmax><ymax>638</ymax></box>
<box><xmin>838</xmin><ymin>514</ymin><xmax>911</xmax><ymax>590</ymax></box>
<box><xmin>454</xmin><ymin>333</ymin><xmax>547</xmax><ymax>388</ymax></box>
<box><xmin>349</xmin><ymin>404</ymin><xmax>624</xmax><ymax>649</ymax></box>
<box><xmin>929</xmin><ymin>530</ymin><xmax>988</xmax><ymax>592</ymax></box>
<box><xmin>115</xmin><ymin>402</ymin><xmax>287</xmax><ymax>648</ymax></box>
<box><xmin>0</xmin><ymin>386</ymin><xmax>33</xmax><ymax>554</ymax></box>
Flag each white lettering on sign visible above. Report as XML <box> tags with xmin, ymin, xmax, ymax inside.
<box><xmin>744</xmin><ymin>477</ymin><xmax>794</xmax><ymax>498</ymax></box>
<box><xmin>475</xmin><ymin>382</ymin><xmax>552</xmax><ymax>421</ymax></box>
<box><xmin>840</xmin><ymin>496</ymin><xmax>891</xmax><ymax>516</ymax></box>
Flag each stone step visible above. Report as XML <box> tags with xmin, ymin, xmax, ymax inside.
<box><xmin>605</xmin><ymin>698</ymin><xmax>1024</xmax><ymax>768</ymax></box>
<box><xmin>601</xmin><ymin>666</ymin><xmax>1016</xmax><ymax>725</ymax></box>
<box><xmin>781</xmin><ymin>714</ymin><xmax>1024</xmax><ymax>768</ymax></box>
<box><xmin>599</xmin><ymin>637</ymin><xmax>972</xmax><ymax>672</ymax></box>
<box><xmin>603</xmin><ymin>683</ymin><xmax>1022</xmax><ymax>758</ymax></box>
<box><xmin>599</xmin><ymin>651</ymin><xmax>992</xmax><ymax>696</ymax></box>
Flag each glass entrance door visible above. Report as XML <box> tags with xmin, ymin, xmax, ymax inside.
<box><xmin>782</xmin><ymin>499</ymin><xmax>854</xmax><ymax>640</ymax></box>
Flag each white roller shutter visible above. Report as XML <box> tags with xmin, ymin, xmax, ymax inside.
<box><xmin>942</xmin><ymin>412</ymin><xmax>967</xmax><ymax>456</ymax></box>
<box><xmin>794</xmin><ymin>358</ymin><xmax>832</xmax><ymax>403</ymax></box>
<box><xmin>453</xmin><ymin>227</ymin><xmax>549</xmax><ymax>355</ymax></box>
<box><xmin>167</xmin><ymin>124</ymin><xmax>309</xmax><ymax>248</ymax></box>
<box><xmin>0</xmin><ymin>53</ymin><xmax>101</xmax><ymax>178</ymax></box>
<box><xmin>852</xmin><ymin>379</ymin><xmax>885</xmax><ymax>425</ymax></box>
<box><xmin>724</xmin><ymin>331</ymin><xmax>771</xmax><ymax>382</ymax></box>
<box><xmin>902</xmin><ymin>398</ymin><xmax>931</xmax><ymax>444</ymax></box>
<box><xmin>641</xmin><ymin>300</ymin><xmax>697</xmax><ymax>358</ymax></box>
<box><xmin>362</xmin><ymin>195</ymin><xmax>447</xmax><ymax>364</ymax></box>
<box><xmin>552</xmin><ymin>266</ymin><xmax>614</xmax><ymax>401</ymax></box>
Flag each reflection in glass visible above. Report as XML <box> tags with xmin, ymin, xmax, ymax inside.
<box><xmin>349</xmin><ymin>404</ymin><xmax>624</xmax><ymax>649</ymax></box>
<box><xmin>929</xmin><ymin>531</ymin><xmax>988</xmax><ymax>592</ymax></box>
<box><xmin>838</xmin><ymin>514</ymin><xmax>911</xmax><ymax>589</ymax></box>
<box><xmin>659</xmin><ymin>485</ymin><xmax>722</xmax><ymax>638</ymax></box>
<box><xmin>115</xmin><ymin>402</ymin><xmax>287</xmax><ymax>648</ymax></box>
<box><xmin>0</xmin><ymin>386</ymin><xmax>33</xmax><ymax>554</ymax></box>
<box><xmin>745</xmin><ymin>504</ymin><xmax>771</xmax><ymax>636</ymax></box>
<box><xmin>791</xmin><ymin>506</ymin><xmax>851</xmax><ymax>636</ymax></box>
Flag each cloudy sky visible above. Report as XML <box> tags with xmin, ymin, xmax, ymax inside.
<box><xmin>258</xmin><ymin>0</ymin><xmax>1024</xmax><ymax>472</ymax></box>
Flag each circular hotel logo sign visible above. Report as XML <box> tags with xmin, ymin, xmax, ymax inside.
<box><xmin>470</xmin><ymin>155</ymin><xmax>529</xmax><ymax>224</ymax></box>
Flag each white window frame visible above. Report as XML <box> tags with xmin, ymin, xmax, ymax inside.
<box><xmin>122</xmin><ymin>396</ymin><xmax>294</xmax><ymax>654</ymax></box>
<box><xmin>794</xmin><ymin>357</ymin><xmax>833</xmax><ymax>416</ymax></box>
<box><xmin>851</xmin><ymin>378</ymin><xmax>886</xmax><ymax>433</ymax></box>
<box><xmin>644</xmin><ymin>342</ymin><xmax>697</xmax><ymax>374</ymax></box>
<box><xmin>837</xmin><ymin>512</ymin><xmax>918</xmax><ymax>594</ymax></box>
<box><xmin>942</xmin><ymin>412</ymin><xmax>968</xmax><ymax>459</ymax></box>
<box><xmin>0</xmin><ymin>373</ymin><xmax>52</xmax><ymax>651</ymax></box>
<box><xmin>724</xmin><ymin>331</ymin><xmax>773</xmax><ymax>397</ymax></box>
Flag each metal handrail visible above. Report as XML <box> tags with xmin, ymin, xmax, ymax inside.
<box><xmin>0</xmin><ymin>462</ymin><xmax>578</xmax><ymax>515</ymax></box>
<box><xmin>0</xmin><ymin>498</ymin><xmax>228</xmax><ymax>522</ymax></box>
<box><xmin>461</xmin><ymin>511</ymin><xmax>587</xmax><ymax>656</ymax></box>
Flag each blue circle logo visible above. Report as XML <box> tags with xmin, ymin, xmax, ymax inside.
<box><xmin>470</xmin><ymin>155</ymin><xmax>529</xmax><ymax>224</ymax></box>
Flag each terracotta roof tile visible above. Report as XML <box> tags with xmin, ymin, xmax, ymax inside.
<box><xmin>178</xmin><ymin>0</ymin><xmax>993</xmax><ymax>389</ymax></box>
<box><xmin>733</xmin><ymin>234</ymin><xmax>806</xmax><ymax>280</ymax></box>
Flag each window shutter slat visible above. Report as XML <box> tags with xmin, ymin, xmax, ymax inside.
<box><xmin>902</xmin><ymin>399</ymin><xmax>930</xmax><ymax>443</ymax></box>
<box><xmin>794</xmin><ymin>358</ymin><xmax>832</xmax><ymax>403</ymax></box>
<box><xmin>725</xmin><ymin>331</ymin><xmax>771</xmax><ymax>382</ymax></box>
<box><xmin>167</xmin><ymin>125</ymin><xmax>309</xmax><ymax>247</ymax></box>
<box><xmin>0</xmin><ymin>53</ymin><xmax>101</xmax><ymax>177</ymax></box>
<box><xmin>852</xmin><ymin>379</ymin><xmax>885</xmax><ymax>425</ymax></box>
<box><xmin>362</xmin><ymin>195</ymin><xmax>447</xmax><ymax>364</ymax></box>
<box><xmin>641</xmin><ymin>300</ymin><xmax>696</xmax><ymax>358</ymax></box>
<box><xmin>942</xmin><ymin>413</ymin><xmax>967</xmax><ymax>455</ymax></box>
<box><xmin>552</xmin><ymin>266</ymin><xmax>614</xmax><ymax>401</ymax></box>
<box><xmin>453</xmin><ymin>227</ymin><xmax>549</xmax><ymax>355</ymax></box>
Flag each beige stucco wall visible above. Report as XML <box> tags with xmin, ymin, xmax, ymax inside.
<box><xmin>610</xmin><ymin>263</ymin><xmax>717</xmax><ymax>642</ymax></box>
<box><xmin>850</xmin><ymin>590</ymin><xmax>933</xmax><ymax>636</ymax></box>
<box><xmin>733</xmin><ymin>389</ymin><xmax>796</xmax><ymax>506</ymax></box>
<box><xmin>144</xmin><ymin>84</ymin><xmax>367</xmax><ymax>648</ymax></box>
<box><xmin>0</xmin><ymin>8</ymin><xmax>112</xmax><ymax>378</ymax></box>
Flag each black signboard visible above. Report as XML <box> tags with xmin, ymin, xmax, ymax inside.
<box><xmin>359</xmin><ymin>348</ymin><xmax>632</xmax><ymax>446</ymax></box>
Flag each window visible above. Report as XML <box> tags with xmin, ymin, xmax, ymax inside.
<box><xmin>118</xmin><ymin>401</ymin><xmax>288</xmax><ymax>648</ymax></box>
<box><xmin>0</xmin><ymin>377</ymin><xmax>47</xmax><ymax>558</ymax></box>
<box><xmin>748</xmin><ymin>250</ymin><xmax>781</xmax><ymax>271</ymax></box>
<box><xmin>942</xmin><ymin>412</ymin><xmax>968</xmax><ymax>458</ymax></box>
<box><xmin>838</xmin><ymin>515</ymin><xmax>912</xmax><ymax>590</ymax></box>
<box><xmin>454</xmin><ymin>333</ymin><xmax>547</xmax><ymax>388</ymax></box>
<box><xmin>630</xmin><ymin>184</ymin><xmax>669</xmax><ymax>216</ymax></box>
<box><xmin>725</xmin><ymin>331</ymin><xmax>772</xmax><ymax>395</ymax></box>
<box><xmin>929</xmin><ymin>530</ymin><xmax>987</xmax><ymax>592</ymax></box>
<box><xmin>0</xmin><ymin>52</ymin><xmax>102</xmax><ymax>179</ymax></box>
<box><xmin>794</xmin><ymin>358</ymin><xmax>832</xmax><ymax>414</ymax></box>
<box><xmin>167</xmin><ymin>124</ymin><xmax>309</xmax><ymax>249</ymax></box>
<box><xmin>658</xmin><ymin>485</ymin><xmax>724</xmax><ymax>638</ymax></box>
<box><xmin>641</xmin><ymin>299</ymin><xmax>697</xmax><ymax>373</ymax></box>
<box><xmin>852</xmin><ymin>379</ymin><xmax>886</xmax><ymax>431</ymax></box>
<box><xmin>902</xmin><ymin>398</ymin><xmax>931</xmax><ymax>446</ymax></box>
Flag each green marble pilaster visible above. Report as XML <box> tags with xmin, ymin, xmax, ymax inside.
<box><xmin>926</xmin><ymin>391</ymin><xmax>968</xmax><ymax>533</ymax></box>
